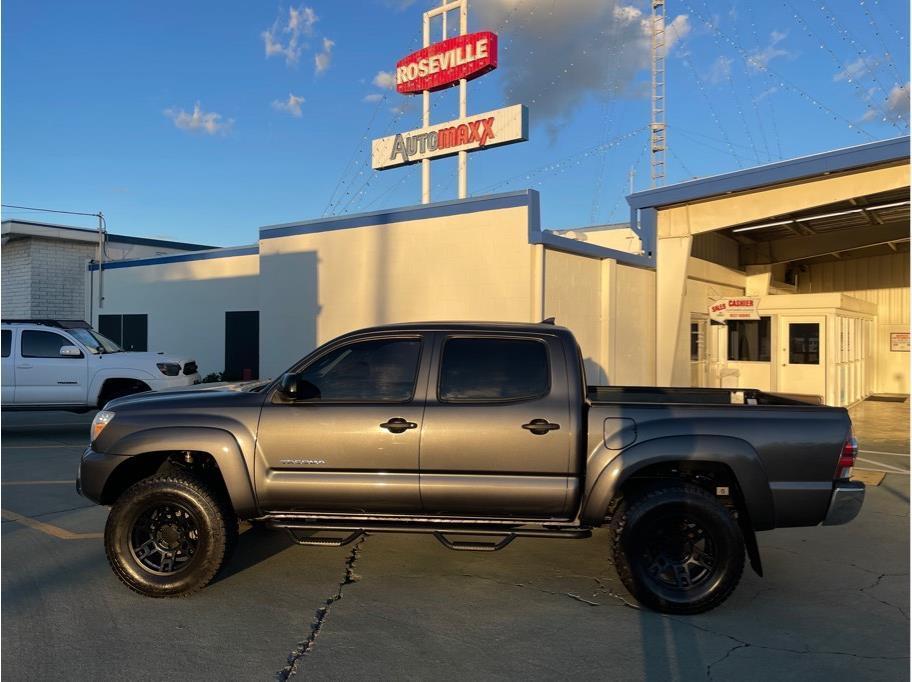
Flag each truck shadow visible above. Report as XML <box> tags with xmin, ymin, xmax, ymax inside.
<box><xmin>211</xmin><ymin>524</ymin><xmax>296</xmax><ymax>584</ymax></box>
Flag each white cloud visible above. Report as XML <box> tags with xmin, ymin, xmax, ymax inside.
<box><xmin>164</xmin><ymin>102</ymin><xmax>233</xmax><ymax>135</ymax></box>
<box><xmin>753</xmin><ymin>86</ymin><xmax>779</xmax><ymax>103</ymax></box>
<box><xmin>314</xmin><ymin>37</ymin><xmax>334</xmax><ymax>74</ymax></box>
<box><xmin>747</xmin><ymin>30</ymin><xmax>791</xmax><ymax>72</ymax></box>
<box><xmin>706</xmin><ymin>55</ymin><xmax>732</xmax><ymax>84</ymax></box>
<box><xmin>262</xmin><ymin>5</ymin><xmax>318</xmax><ymax>65</ymax></box>
<box><xmin>363</xmin><ymin>93</ymin><xmax>385</xmax><ymax>103</ymax></box>
<box><xmin>834</xmin><ymin>56</ymin><xmax>878</xmax><ymax>83</ymax></box>
<box><xmin>373</xmin><ymin>70</ymin><xmax>396</xmax><ymax>90</ymax></box>
<box><xmin>272</xmin><ymin>93</ymin><xmax>306</xmax><ymax>117</ymax></box>
<box><xmin>473</xmin><ymin>1</ymin><xmax>690</xmax><ymax>127</ymax></box>
<box><xmin>860</xmin><ymin>82</ymin><xmax>909</xmax><ymax>122</ymax></box>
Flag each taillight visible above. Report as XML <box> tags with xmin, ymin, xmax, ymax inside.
<box><xmin>836</xmin><ymin>428</ymin><xmax>858</xmax><ymax>479</ymax></box>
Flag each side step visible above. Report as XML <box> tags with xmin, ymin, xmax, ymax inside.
<box><xmin>266</xmin><ymin>519</ymin><xmax>592</xmax><ymax>552</ymax></box>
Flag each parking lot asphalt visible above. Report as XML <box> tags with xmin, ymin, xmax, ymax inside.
<box><xmin>1</xmin><ymin>402</ymin><xmax>909</xmax><ymax>680</ymax></box>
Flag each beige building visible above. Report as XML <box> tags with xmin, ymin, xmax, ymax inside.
<box><xmin>85</xmin><ymin>136</ymin><xmax>909</xmax><ymax>406</ymax></box>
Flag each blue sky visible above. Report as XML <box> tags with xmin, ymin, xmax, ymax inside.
<box><xmin>2</xmin><ymin>0</ymin><xmax>909</xmax><ymax>246</ymax></box>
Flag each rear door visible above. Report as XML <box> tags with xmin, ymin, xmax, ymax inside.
<box><xmin>418</xmin><ymin>333</ymin><xmax>574</xmax><ymax>518</ymax></box>
<box><xmin>14</xmin><ymin>329</ymin><xmax>88</xmax><ymax>405</ymax></box>
<box><xmin>255</xmin><ymin>334</ymin><xmax>430</xmax><ymax>513</ymax></box>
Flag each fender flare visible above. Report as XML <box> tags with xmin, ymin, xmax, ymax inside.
<box><xmin>89</xmin><ymin>369</ymin><xmax>157</xmax><ymax>404</ymax></box>
<box><xmin>580</xmin><ymin>434</ymin><xmax>775</xmax><ymax>531</ymax></box>
<box><xmin>107</xmin><ymin>427</ymin><xmax>258</xmax><ymax>517</ymax></box>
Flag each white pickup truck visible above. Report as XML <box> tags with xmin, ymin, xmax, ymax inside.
<box><xmin>1</xmin><ymin>320</ymin><xmax>199</xmax><ymax>412</ymax></box>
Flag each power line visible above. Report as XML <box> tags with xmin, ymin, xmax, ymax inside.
<box><xmin>1</xmin><ymin>203</ymin><xmax>100</xmax><ymax>218</ymax></box>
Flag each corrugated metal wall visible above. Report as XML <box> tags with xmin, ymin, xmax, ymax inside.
<box><xmin>797</xmin><ymin>251</ymin><xmax>910</xmax><ymax>394</ymax></box>
<box><xmin>797</xmin><ymin>252</ymin><xmax>908</xmax><ymax>324</ymax></box>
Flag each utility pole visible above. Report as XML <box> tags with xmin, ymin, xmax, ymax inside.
<box><xmin>650</xmin><ymin>0</ymin><xmax>667</xmax><ymax>187</ymax></box>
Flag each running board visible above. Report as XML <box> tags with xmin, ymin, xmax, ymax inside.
<box><xmin>265</xmin><ymin>519</ymin><xmax>591</xmax><ymax>551</ymax></box>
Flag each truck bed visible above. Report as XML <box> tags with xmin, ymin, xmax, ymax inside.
<box><xmin>587</xmin><ymin>385</ymin><xmax>823</xmax><ymax>406</ymax></box>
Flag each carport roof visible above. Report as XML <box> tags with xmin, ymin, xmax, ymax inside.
<box><xmin>626</xmin><ymin>136</ymin><xmax>910</xmax><ymax>210</ymax></box>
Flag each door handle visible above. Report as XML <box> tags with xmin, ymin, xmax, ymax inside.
<box><xmin>380</xmin><ymin>417</ymin><xmax>418</xmax><ymax>434</ymax></box>
<box><xmin>16</xmin><ymin>364</ymin><xmax>32</xmax><ymax>369</ymax></box>
<box><xmin>522</xmin><ymin>419</ymin><xmax>560</xmax><ymax>435</ymax></box>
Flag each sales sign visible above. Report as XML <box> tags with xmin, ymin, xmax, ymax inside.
<box><xmin>396</xmin><ymin>31</ymin><xmax>497</xmax><ymax>94</ymax></box>
<box><xmin>709</xmin><ymin>297</ymin><xmax>761</xmax><ymax>322</ymax></box>
<box><xmin>372</xmin><ymin>104</ymin><xmax>528</xmax><ymax>170</ymax></box>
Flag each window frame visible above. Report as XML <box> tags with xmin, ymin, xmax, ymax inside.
<box><xmin>20</xmin><ymin>329</ymin><xmax>83</xmax><ymax>359</ymax></box>
<box><xmin>435</xmin><ymin>334</ymin><xmax>552</xmax><ymax>405</ymax></box>
<box><xmin>725</xmin><ymin>316</ymin><xmax>772</xmax><ymax>363</ymax></box>
<box><xmin>281</xmin><ymin>334</ymin><xmax>425</xmax><ymax>405</ymax></box>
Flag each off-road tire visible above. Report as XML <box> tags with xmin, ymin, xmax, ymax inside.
<box><xmin>104</xmin><ymin>473</ymin><xmax>237</xmax><ymax>597</ymax></box>
<box><xmin>608</xmin><ymin>483</ymin><xmax>745</xmax><ymax>614</ymax></box>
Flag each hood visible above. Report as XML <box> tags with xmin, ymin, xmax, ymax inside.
<box><xmin>101</xmin><ymin>351</ymin><xmax>194</xmax><ymax>365</ymax></box>
<box><xmin>104</xmin><ymin>381</ymin><xmax>269</xmax><ymax>411</ymax></box>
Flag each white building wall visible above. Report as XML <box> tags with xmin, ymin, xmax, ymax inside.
<box><xmin>89</xmin><ymin>253</ymin><xmax>260</xmax><ymax>377</ymax></box>
<box><xmin>258</xmin><ymin>204</ymin><xmax>538</xmax><ymax>378</ymax></box>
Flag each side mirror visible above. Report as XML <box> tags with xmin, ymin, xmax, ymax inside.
<box><xmin>278</xmin><ymin>373</ymin><xmax>321</xmax><ymax>400</ymax></box>
<box><xmin>59</xmin><ymin>345</ymin><xmax>83</xmax><ymax>358</ymax></box>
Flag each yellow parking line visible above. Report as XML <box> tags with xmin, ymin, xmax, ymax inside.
<box><xmin>1</xmin><ymin>509</ymin><xmax>103</xmax><ymax>540</ymax></box>
<box><xmin>2</xmin><ymin>480</ymin><xmax>75</xmax><ymax>485</ymax></box>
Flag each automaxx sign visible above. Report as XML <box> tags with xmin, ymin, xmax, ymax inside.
<box><xmin>372</xmin><ymin>104</ymin><xmax>528</xmax><ymax>169</ymax></box>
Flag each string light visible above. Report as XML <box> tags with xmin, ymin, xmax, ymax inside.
<box><xmin>681</xmin><ymin>0</ymin><xmax>876</xmax><ymax>139</ymax></box>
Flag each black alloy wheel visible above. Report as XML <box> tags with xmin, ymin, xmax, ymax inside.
<box><xmin>609</xmin><ymin>483</ymin><xmax>745</xmax><ymax>614</ymax></box>
<box><xmin>105</xmin><ymin>473</ymin><xmax>237</xmax><ymax>597</ymax></box>
<box><xmin>129</xmin><ymin>501</ymin><xmax>201</xmax><ymax>575</ymax></box>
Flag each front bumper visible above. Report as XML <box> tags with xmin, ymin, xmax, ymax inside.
<box><xmin>148</xmin><ymin>373</ymin><xmax>200</xmax><ymax>391</ymax></box>
<box><xmin>822</xmin><ymin>481</ymin><xmax>865</xmax><ymax>526</ymax></box>
<box><xmin>77</xmin><ymin>446</ymin><xmax>128</xmax><ymax>505</ymax></box>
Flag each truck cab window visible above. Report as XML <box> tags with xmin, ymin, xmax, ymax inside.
<box><xmin>439</xmin><ymin>337</ymin><xmax>549</xmax><ymax>401</ymax></box>
<box><xmin>298</xmin><ymin>338</ymin><xmax>421</xmax><ymax>402</ymax></box>
<box><xmin>21</xmin><ymin>330</ymin><xmax>76</xmax><ymax>358</ymax></box>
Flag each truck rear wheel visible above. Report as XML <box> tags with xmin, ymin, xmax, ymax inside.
<box><xmin>104</xmin><ymin>473</ymin><xmax>236</xmax><ymax>597</ymax></box>
<box><xmin>608</xmin><ymin>483</ymin><xmax>745</xmax><ymax>614</ymax></box>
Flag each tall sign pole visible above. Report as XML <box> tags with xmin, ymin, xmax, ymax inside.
<box><xmin>372</xmin><ymin>1</ymin><xmax>528</xmax><ymax>203</ymax></box>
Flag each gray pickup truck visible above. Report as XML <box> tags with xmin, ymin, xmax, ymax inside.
<box><xmin>78</xmin><ymin>321</ymin><xmax>864</xmax><ymax>613</ymax></box>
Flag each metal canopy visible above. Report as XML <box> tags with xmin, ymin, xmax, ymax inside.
<box><xmin>729</xmin><ymin>188</ymin><xmax>910</xmax><ymax>265</ymax></box>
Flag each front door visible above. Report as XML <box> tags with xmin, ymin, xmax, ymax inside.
<box><xmin>777</xmin><ymin>316</ymin><xmax>826</xmax><ymax>402</ymax></box>
<box><xmin>418</xmin><ymin>334</ymin><xmax>574</xmax><ymax>518</ymax></box>
<box><xmin>255</xmin><ymin>335</ymin><xmax>429</xmax><ymax>513</ymax></box>
<box><xmin>14</xmin><ymin>329</ymin><xmax>88</xmax><ymax>405</ymax></box>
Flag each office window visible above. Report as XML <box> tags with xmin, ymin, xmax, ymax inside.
<box><xmin>98</xmin><ymin>314</ymin><xmax>148</xmax><ymax>351</ymax></box>
<box><xmin>727</xmin><ymin>317</ymin><xmax>771</xmax><ymax>362</ymax></box>
<box><xmin>789</xmin><ymin>323</ymin><xmax>820</xmax><ymax>365</ymax></box>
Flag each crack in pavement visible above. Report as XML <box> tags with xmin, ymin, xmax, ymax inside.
<box><xmin>277</xmin><ymin>535</ymin><xmax>367</xmax><ymax>680</ymax></box>
<box><xmin>860</xmin><ymin>572</ymin><xmax>910</xmax><ymax>620</ymax></box>
<box><xmin>456</xmin><ymin>572</ymin><xmax>641</xmax><ymax>611</ymax></box>
<box><xmin>673</xmin><ymin>615</ymin><xmax>910</xmax><ymax>680</ymax></box>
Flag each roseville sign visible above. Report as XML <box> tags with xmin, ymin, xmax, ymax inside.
<box><xmin>372</xmin><ymin>104</ymin><xmax>528</xmax><ymax>170</ymax></box>
<box><xmin>396</xmin><ymin>31</ymin><xmax>497</xmax><ymax>94</ymax></box>
<box><xmin>709</xmin><ymin>297</ymin><xmax>761</xmax><ymax>322</ymax></box>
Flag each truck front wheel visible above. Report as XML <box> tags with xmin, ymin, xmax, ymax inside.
<box><xmin>609</xmin><ymin>483</ymin><xmax>745</xmax><ymax>614</ymax></box>
<box><xmin>104</xmin><ymin>473</ymin><xmax>237</xmax><ymax>597</ymax></box>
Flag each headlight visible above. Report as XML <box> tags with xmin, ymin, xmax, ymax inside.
<box><xmin>91</xmin><ymin>410</ymin><xmax>115</xmax><ymax>442</ymax></box>
<box><xmin>157</xmin><ymin>362</ymin><xmax>181</xmax><ymax>376</ymax></box>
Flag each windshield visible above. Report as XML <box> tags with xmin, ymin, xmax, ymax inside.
<box><xmin>68</xmin><ymin>328</ymin><xmax>123</xmax><ymax>354</ymax></box>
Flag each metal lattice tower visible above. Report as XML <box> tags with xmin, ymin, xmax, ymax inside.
<box><xmin>650</xmin><ymin>0</ymin><xmax>667</xmax><ymax>187</ymax></box>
